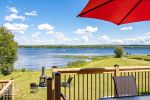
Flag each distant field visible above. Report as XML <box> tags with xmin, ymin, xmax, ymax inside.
<box><xmin>128</xmin><ymin>55</ymin><xmax>150</xmax><ymax>61</ymax></box>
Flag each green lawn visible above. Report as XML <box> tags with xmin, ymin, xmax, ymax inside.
<box><xmin>0</xmin><ymin>70</ymin><xmax>51</xmax><ymax>100</ymax></box>
<box><xmin>1</xmin><ymin>57</ymin><xmax>150</xmax><ymax>100</ymax></box>
<box><xmin>83</xmin><ymin>57</ymin><xmax>150</xmax><ymax>68</ymax></box>
<box><xmin>128</xmin><ymin>55</ymin><xmax>150</xmax><ymax>61</ymax></box>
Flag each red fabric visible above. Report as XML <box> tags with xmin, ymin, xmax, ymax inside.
<box><xmin>78</xmin><ymin>0</ymin><xmax>150</xmax><ymax>25</ymax></box>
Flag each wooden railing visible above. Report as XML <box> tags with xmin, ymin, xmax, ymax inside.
<box><xmin>47</xmin><ymin>65</ymin><xmax>150</xmax><ymax>100</ymax></box>
<box><xmin>0</xmin><ymin>80</ymin><xmax>14</xmax><ymax>100</ymax></box>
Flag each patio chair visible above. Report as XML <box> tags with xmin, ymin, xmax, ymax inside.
<box><xmin>60</xmin><ymin>93</ymin><xmax>67</xmax><ymax>100</ymax></box>
<box><xmin>30</xmin><ymin>83</ymin><xmax>39</xmax><ymax>93</ymax></box>
<box><xmin>113</xmin><ymin>76</ymin><xmax>138</xmax><ymax>97</ymax></box>
<box><xmin>61</xmin><ymin>77</ymin><xmax>73</xmax><ymax>88</ymax></box>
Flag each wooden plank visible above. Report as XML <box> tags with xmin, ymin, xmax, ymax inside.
<box><xmin>0</xmin><ymin>80</ymin><xmax>9</xmax><ymax>83</ymax></box>
<box><xmin>52</xmin><ymin>66</ymin><xmax>150</xmax><ymax>75</ymax></box>
<box><xmin>0</xmin><ymin>80</ymin><xmax>13</xmax><ymax>98</ymax></box>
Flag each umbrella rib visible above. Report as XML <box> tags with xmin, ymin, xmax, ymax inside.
<box><xmin>118</xmin><ymin>0</ymin><xmax>142</xmax><ymax>25</ymax></box>
<box><xmin>78</xmin><ymin>0</ymin><xmax>113</xmax><ymax>17</ymax></box>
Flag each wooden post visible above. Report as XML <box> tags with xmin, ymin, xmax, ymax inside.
<box><xmin>54</xmin><ymin>72</ymin><xmax>61</xmax><ymax>100</ymax></box>
<box><xmin>47</xmin><ymin>77</ymin><xmax>53</xmax><ymax>100</ymax></box>
<box><xmin>52</xmin><ymin>66</ymin><xmax>58</xmax><ymax>100</ymax></box>
<box><xmin>52</xmin><ymin>66</ymin><xmax>57</xmax><ymax>78</ymax></box>
<box><xmin>114</xmin><ymin>64</ymin><xmax>120</xmax><ymax>76</ymax></box>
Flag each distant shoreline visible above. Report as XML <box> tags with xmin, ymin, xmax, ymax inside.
<box><xmin>19</xmin><ymin>45</ymin><xmax>150</xmax><ymax>49</ymax></box>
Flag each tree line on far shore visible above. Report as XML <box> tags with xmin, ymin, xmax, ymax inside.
<box><xmin>19</xmin><ymin>45</ymin><xmax>150</xmax><ymax>49</ymax></box>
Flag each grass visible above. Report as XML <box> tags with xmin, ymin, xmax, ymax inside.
<box><xmin>58</xmin><ymin>55</ymin><xmax>91</xmax><ymax>59</ymax></box>
<box><xmin>128</xmin><ymin>55</ymin><xmax>150</xmax><ymax>61</ymax></box>
<box><xmin>83</xmin><ymin>57</ymin><xmax>150</xmax><ymax>68</ymax></box>
<box><xmin>0</xmin><ymin>70</ymin><xmax>51</xmax><ymax>100</ymax></box>
<box><xmin>1</xmin><ymin>56</ymin><xmax>150</xmax><ymax>100</ymax></box>
<box><xmin>67</xmin><ymin>60</ymin><xmax>88</xmax><ymax>68</ymax></box>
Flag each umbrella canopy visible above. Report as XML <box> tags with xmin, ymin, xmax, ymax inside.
<box><xmin>78</xmin><ymin>0</ymin><xmax>150</xmax><ymax>25</ymax></box>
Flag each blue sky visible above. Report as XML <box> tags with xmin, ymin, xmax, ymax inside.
<box><xmin>0</xmin><ymin>0</ymin><xmax>150</xmax><ymax>45</ymax></box>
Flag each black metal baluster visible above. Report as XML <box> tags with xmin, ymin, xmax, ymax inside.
<box><xmin>107</xmin><ymin>73</ymin><xmax>109</xmax><ymax>97</ymax></box>
<box><xmin>142</xmin><ymin>72</ymin><xmax>144</xmax><ymax>93</ymax></box>
<box><xmin>128</xmin><ymin>72</ymin><xmax>130</xmax><ymax>76</ymax></box>
<box><xmin>87</xmin><ymin>74</ymin><xmax>88</xmax><ymax>100</ymax></box>
<box><xmin>91</xmin><ymin>74</ymin><xmax>92</xmax><ymax>100</ymax></box>
<box><xmin>83</xmin><ymin>74</ymin><xmax>84</xmax><ymax>100</ymax></box>
<box><xmin>138</xmin><ymin>72</ymin><xmax>140</xmax><ymax>95</ymax></box>
<box><xmin>99</xmin><ymin>74</ymin><xmax>101</xmax><ymax>98</ymax></box>
<box><xmin>111</xmin><ymin>73</ymin><xmax>113</xmax><ymax>97</ymax></box>
<box><xmin>65</xmin><ymin>75</ymin><xmax>66</xmax><ymax>96</ymax></box>
<box><xmin>69</xmin><ymin>75</ymin><xmax>71</xmax><ymax>100</ymax></box>
<box><xmin>135</xmin><ymin>72</ymin><xmax>137</xmax><ymax>81</ymax></box>
<box><xmin>148</xmin><ymin>71</ymin><xmax>150</xmax><ymax>92</ymax></box>
<box><xmin>145</xmin><ymin>71</ymin><xmax>147</xmax><ymax>93</ymax></box>
<box><xmin>95</xmin><ymin>74</ymin><xmax>96</xmax><ymax>100</ymax></box>
<box><xmin>74</xmin><ymin>75</ymin><xmax>75</xmax><ymax>100</ymax></box>
<box><xmin>103</xmin><ymin>74</ymin><xmax>105</xmax><ymax>97</ymax></box>
<box><xmin>78</xmin><ymin>74</ymin><xmax>79</xmax><ymax>100</ymax></box>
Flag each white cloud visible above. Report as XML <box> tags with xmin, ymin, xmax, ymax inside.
<box><xmin>98</xmin><ymin>35</ymin><xmax>110</xmax><ymax>41</ymax></box>
<box><xmin>120</xmin><ymin>26</ymin><xmax>133</xmax><ymax>31</ymax></box>
<box><xmin>32</xmin><ymin>32</ymin><xmax>41</xmax><ymax>38</ymax></box>
<box><xmin>47</xmin><ymin>31</ymin><xmax>55</xmax><ymax>35</ymax></box>
<box><xmin>74</xmin><ymin>26</ymin><xmax>98</xmax><ymax>35</ymax></box>
<box><xmin>25</xmin><ymin>11</ymin><xmax>37</xmax><ymax>16</ymax></box>
<box><xmin>54</xmin><ymin>32</ymin><xmax>70</xmax><ymax>42</ymax></box>
<box><xmin>74</xmin><ymin>26</ymin><xmax>98</xmax><ymax>42</ymax></box>
<box><xmin>112</xmin><ymin>40</ymin><xmax>124</xmax><ymax>44</ymax></box>
<box><xmin>5</xmin><ymin>14</ymin><xmax>25</xmax><ymax>21</ymax></box>
<box><xmin>4</xmin><ymin>23</ymin><xmax>29</xmax><ymax>34</ymax></box>
<box><xmin>145</xmin><ymin>32</ymin><xmax>150</xmax><ymax>35</ymax></box>
<box><xmin>38</xmin><ymin>23</ymin><xmax>55</xmax><ymax>31</ymax></box>
<box><xmin>96</xmin><ymin>32</ymin><xmax>150</xmax><ymax>45</ymax></box>
<box><xmin>7</xmin><ymin>6</ymin><xmax>18</xmax><ymax>14</ymax></box>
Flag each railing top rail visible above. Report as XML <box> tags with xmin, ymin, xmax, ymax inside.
<box><xmin>120</xmin><ymin>66</ymin><xmax>150</xmax><ymax>71</ymax></box>
<box><xmin>52</xmin><ymin>66</ymin><xmax>150</xmax><ymax>74</ymax></box>
<box><xmin>0</xmin><ymin>80</ymin><xmax>10</xmax><ymax>83</ymax></box>
<box><xmin>0</xmin><ymin>80</ymin><xmax>13</xmax><ymax>98</ymax></box>
<box><xmin>53</xmin><ymin>67</ymin><xmax>115</xmax><ymax>74</ymax></box>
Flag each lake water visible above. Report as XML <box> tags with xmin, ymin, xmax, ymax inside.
<box><xmin>14</xmin><ymin>48</ymin><xmax>150</xmax><ymax>70</ymax></box>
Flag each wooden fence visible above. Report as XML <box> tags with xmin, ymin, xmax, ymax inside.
<box><xmin>0</xmin><ymin>80</ymin><xmax>14</xmax><ymax>100</ymax></box>
<box><xmin>47</xmin><ymin>65</ymin><xmax>150</xmax><ymax>100</ymax></box>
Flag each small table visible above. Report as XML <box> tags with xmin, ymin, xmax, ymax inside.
<box><xmin>100</xmin><ymin>95</ymin><xmax>150</xmax><ymax>100</ymax></box>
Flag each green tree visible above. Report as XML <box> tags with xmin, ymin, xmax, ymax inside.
<box><xmin>114</xmin><ymin>46</ymin><xmax>124</xmax><ymax>58</ymax></box>
<box><xmin>0</xmin><ymin>27</ymin><xmax>18</xmax><ymax>75</ymax></box>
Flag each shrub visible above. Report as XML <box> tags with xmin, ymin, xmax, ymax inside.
<box><xmin>67</xmin><ymin>60</ymin><xmax>87</xmax><ymax>68</ymax></box>
<box><xmin>0</xmin><ymin>27</ymin><xmax>18</xmax><ymax>75</ymax></box>
<box><xmin>21</xmin><ymin>68</ymin><xmax>26</xmax><ymax>72</ymax></box>
<box><xmin>114</xmin><ymin>46</ymin><xmax>124</xmax><ymax>58</ymax></box>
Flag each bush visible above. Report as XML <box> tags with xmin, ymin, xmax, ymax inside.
<box><xmin>0</xmin><ymin>64</ymin><xmax>13</xmax><ymax>75</ymax></box>
<box><xmin>114</xmin><ymin>46</ymin><xmax>124</xmax><ymax>58</ymax></box>
<box><xmin>0</xmin><ymin>27</ymin><xmax>18</xmax><ymax>75</ymax></box>
<box><xmin>67</xmin><ymin>60</ymin><xmax>87</xmax><ymax>68</ymax></box>
<box><xmin>21</xmin><ymin>68</ymin><xmax>26</xmax><ymax>72</ymax></box>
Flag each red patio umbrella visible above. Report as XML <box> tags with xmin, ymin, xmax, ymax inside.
<box><xmin>78</xmin><ymin>0</ymin><xmax>150</xmax><ymax>25</ymax></box>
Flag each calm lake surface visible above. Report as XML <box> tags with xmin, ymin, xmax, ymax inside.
<box><xmin>14</xmin><ymin>48</ymin><xmax>150</xmax><ymax>70</ymax></box>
